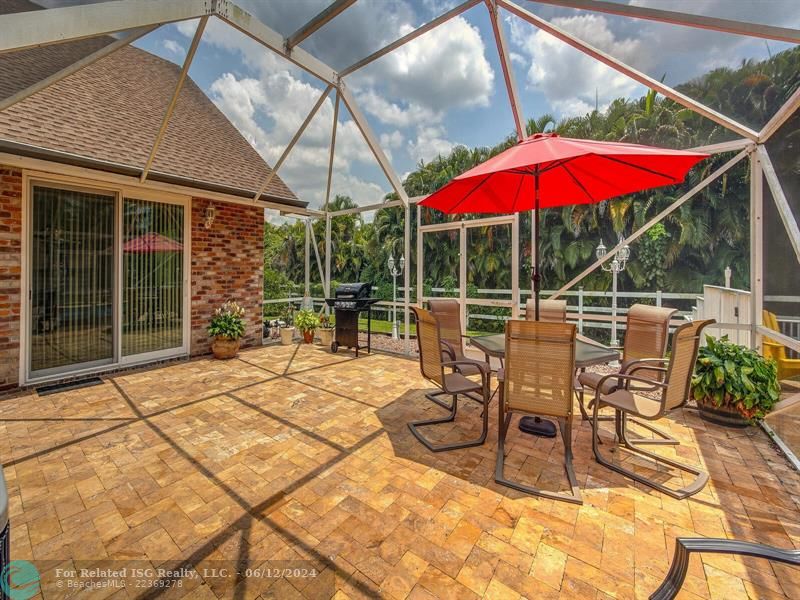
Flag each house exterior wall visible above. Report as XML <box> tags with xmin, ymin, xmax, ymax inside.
<box><xmin>190</xmin><ymin>197</ymin><xmax>263</xmax><ymax>355</ymax></box>
<box><xmin>0</xmin><ymin>165</ymin><xmax>22</xmax><ymax>390</ymax></box>
<box><xmin>0</xmin><ymin>163</ymin><xmax>265</xmax><ymax>390</ymax></box>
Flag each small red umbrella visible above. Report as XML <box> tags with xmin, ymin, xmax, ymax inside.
<box><xmin>419</xmin><ymin>133</ymin><xmax>708</xmax><ymax>318</ymax></box>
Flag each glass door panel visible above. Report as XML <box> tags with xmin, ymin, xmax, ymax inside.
<box><xmin>30</xmin><ymin>185</ymin><xmax>115</xmax><ymax>375</ymax></box>
<box><xmin>122</xmin><ymin>198</ymin><xmax>184</xmax><ymax>357</ymax></box>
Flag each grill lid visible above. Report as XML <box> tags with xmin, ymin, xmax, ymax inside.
<box><xmin>335</xmin><ymin>282</ymin><xmax>371</xmax><ymax>299</ymax></box>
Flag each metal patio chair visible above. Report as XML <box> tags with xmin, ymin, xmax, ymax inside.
<box><xmin>591</xmin><ymin>318</ymin><xmax>715</xmax><ymax>499</ymax></box>
<box><xmin>429</xmin><ymin>298</ymin><xmax>491</xmax><ymax>408</ymax></box>
<box><xmin>495</xmin><ymin>320</ymin><xmax>582</xmax><ymax>504</ymax></box>
<box><xmin>408</xmin><ymin>307</ymin><xmax>491</xmax><ymax>452</ymax></box>
<box><xmin>525</xmin><ymin>298</ymin><xmax>567</xmax><ymax>322</ymax></box>
<box><xmin>578</xmin><ymin>304</ymin><xmax>678</xmax><ymax>445</ymax></box>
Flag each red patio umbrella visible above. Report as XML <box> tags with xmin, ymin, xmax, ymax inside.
<box><xmin>123</xmin><ymin>232</ymin><xmax>183</xmax><ymax>253</ymax></box>
<box><xmin>419</xmin><ymin>133</ymin><xmax>708</xmax><ymax>319</ymax></box>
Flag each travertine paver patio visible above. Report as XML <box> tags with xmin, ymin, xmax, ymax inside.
<box><xmin>1</xmin><ymin>343</ymin><xmax>799</xmax><ymax>599</ymax></box>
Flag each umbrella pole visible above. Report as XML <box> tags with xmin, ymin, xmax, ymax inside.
<box><xmin>533</xmin><ymin>169</ymin><xmax>541</xmax><ymax>321</ymax></box>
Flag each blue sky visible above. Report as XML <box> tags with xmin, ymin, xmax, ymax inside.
<box><xmin>130</xmin><ymin>0</ymin><xmax>799</xmax><ymax>210</ymax></box>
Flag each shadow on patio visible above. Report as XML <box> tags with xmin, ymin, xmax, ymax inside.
<box><xmin>0</xmin><ymin>344</ymin><xmax>798</xmax><ymax>598</ymax></box>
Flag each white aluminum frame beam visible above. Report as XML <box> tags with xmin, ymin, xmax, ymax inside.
<box><xmin>323</xmin><ymin>91</ymin><xmax>340</xmax><ymax>214</ymax></box>
<box><xmin>340</xmin><ymin>0</ymin><xmax>481</xmax><ymax>77</ymax></box>
<box><xmin>251</xmin><ymin>84</ymin><xmax>333</xmax><ymax>201</ymax></box>
<box><xmin>759</xmin><ymin>86</ymin><xmax>800</xmax><ymax>142</ymax></box>
<box><xmin>217</xmin><ymin>1</ymin><xmax>337</xmax><ymax>84</ymax></box>
<box><xmin>339</xmin><ymin>83</ymin><xmax>410</xmax><ymax>205</ymax></box>
<box><xmin>750</xmin><ymin>151</ymin><xmax>763</xmax><ymax>350</ymax></box>
<box><xmin>499</xmin><ymin>0</ymin><xmax>760</xmax><ymax>142</ymax></box>
<box><xmin>550</xmin><ymin>147</ymin><xmax>753</xmax><ymax>298</ymax></box>
<box><xmin>757</xmin><ymin>145</ymin><xmax>800</xmax><ymax>265</ymax></box>
<box><xmin>140</xmin><ymin>17</ymin><xmax>208</xmax><ymax>183</ymax></box>
<box><xmin>285</xmin><ymin>0</ymin><xmax>358</xmax><ymax>51</ymax></box>
<box><xmin>534</xmin><ymin>0</ymin><xmax>800</xmax><ymax>45</ymax></box>
<box><xmin>0</xmin><ymin>26</ymin><xmax>156</xmax><ymax>112</ymax></box>
<box><xmin>485</xmin><ymin>0</ymin><xmax>526</xmax><ymax>141</ymax></box>
<box><xmin>689</xmin><ymin>138</ymin><xmax>753</xmax><ymax>155</ymax></box>
<box><xmin>0</xmin><ymin>0</ymin><xmax>210</xmax><ymax>54</ymax></box>
<box><xmin>329</xmin><ymin>199</ymin><xmax>404</xmax><ymax>217</ymax></box>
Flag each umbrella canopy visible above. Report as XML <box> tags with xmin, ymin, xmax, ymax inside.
<box><xmin>419</xmin><ymin>133</ymin><xmax>709</xmax><ymax>319</ymax></box>
<box><xmin>419</xmin><ymin>133</ymin><xmax>709</xmax><ymax>214</ymax></box>
<box><xmin>123</xmin><ymin>232</ymin><xmax>183</xmax><ymax>253</ymax></box>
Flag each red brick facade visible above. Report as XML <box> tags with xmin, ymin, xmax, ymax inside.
<box><xmin>0</xmin><ymin>166</ymin><xmax>22</xmax><ymax>390</ymax></box>
<box><xmin>190</xmin><ymin>197</ymin><xmax>263</xmax><ymax>355</ymax></box>
<box><xmin>0</xmin><ymin>166</ymin><xmax>264</xmax><ymax>389</ymax></box>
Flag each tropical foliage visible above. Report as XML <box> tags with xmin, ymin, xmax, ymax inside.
<box><xmin>692</xmin><ymin>335</ymin><xmax>780</xmax><ymax>420</ymax></box>
<box><xmin>263</xmin><ymin>47</ymin><xmax>799</xmax><ymax>308</ymax></box>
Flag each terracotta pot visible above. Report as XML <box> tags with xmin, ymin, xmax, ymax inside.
<box><xmin>280</xmin><ymin>327</ymin><xmax>295</xmax><ymax>345</ymax></box>
<box><xmin>302</xmin><ymin>329</ymin><xmax>315</xmax><ymax>344</ymax></box>
<box><xmin>696</xmin><ymin>397</ymin><xmax>749</xmax><ymax>428</ymax></box>
<box><xmin>212</xmin><ymin>337</ymin><xmax>241</xmax><ymax>359</ymax></box>
<box><xmin>318</xmin><ymin>328</ymin><xmax>334</xmax><ymax>347</ymax></box>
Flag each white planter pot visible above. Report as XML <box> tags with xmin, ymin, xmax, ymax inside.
<box><xmin>318</xmin><ymin>328</ymin><xmax>334</xmax><ymax>347</ymax></box>
<box><xmin>280</xmin><ymin>327</ymin><xmax>295</xmax><ymax>345</ymax></box>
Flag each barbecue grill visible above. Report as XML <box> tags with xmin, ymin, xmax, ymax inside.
<box><xmin>324</xmin><ymin>283</ymin><xmax>378</xmax><ymax>356</ymax></box>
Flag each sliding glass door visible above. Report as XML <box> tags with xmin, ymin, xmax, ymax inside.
<box><xmin>30</xmin><ymin>185</ymin><xmax>115</xmax><ymax>376</ymax></box>
<box><xmin>28</xmin><ymin>181</ymin><xmax>187</xmax><ymax>381</ymax></box>
<box><xmin>122</xmin><ymin>198</ymin><xmax>184</xmax><ymax>357</ymax></box>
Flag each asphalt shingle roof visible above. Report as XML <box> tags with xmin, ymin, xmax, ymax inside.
<box><xmin>0</xmin><ymin>20</ymin><xmax>299</xmax><ymax>206</ymax></box>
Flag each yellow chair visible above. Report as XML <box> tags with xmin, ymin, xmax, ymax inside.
<box><xmin>762</xmin><ymin>310</ymin><xmax>800</xmax><ymax>380</ymax></box>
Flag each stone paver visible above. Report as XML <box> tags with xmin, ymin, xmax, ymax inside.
<box><xmin>1</xmin><ymin>343</ymin><xmax>798</xmax><ymax>598</ymax></box>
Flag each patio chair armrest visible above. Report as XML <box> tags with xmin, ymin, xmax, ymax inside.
<box><xmin>442</xmin><ymin>359</ymin><xmax>490</xmax><ymax>391</ymax></box>
<box><xmin>440</xmin><ymin>340</ymin><xmax>456</xmax><ymax>361</ymax></box>
<box><xmin>620</xmin><ymin>358</ymin><xmax>669</xmax><ymax>374</ymax></box>
<box><xmin>593</xmin><ymin>373</ymin><xmax>667</xmax><ymax>403</ymax></box>
<box><xmin>650</xmin><ymin>537</ymin><xmax>800</xmax><ymax>600</ymax></box>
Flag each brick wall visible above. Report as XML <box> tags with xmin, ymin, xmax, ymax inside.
<box><xmin>0</xmin><ymin>166</ymin><xmax>22</xmax><ymax>390</ymax></box>
<box><xmin>190</xmin><ymin>198</ymin><xmax>263</xmax><ymax>355</ymax></box>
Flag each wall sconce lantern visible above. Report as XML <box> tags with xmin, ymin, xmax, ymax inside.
<box><xmin>204</xmin><ymin>204</ymin><xmax>216</xmax><ymax>229</ymax></box>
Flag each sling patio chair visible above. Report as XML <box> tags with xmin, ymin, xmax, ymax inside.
<box><xmin>495</xmin><ymin>320</ymin><xmax>582</xmax><ymax>504</ymax></box>
<box><xmin>578</xmin><ymin>304</ymin><xmax>678</xmax><ymax>445</ymax></box>
<box><xmin>408</xmin><ymin>307</ymin><xmax>492</xmax><ymax>452</ymax></box>
<box><xmin>429</xmin><ymin>298</ymin><xmax>492</xmax><ymax>409</ymax></box>
<box><xmin>590</xmin><ymin>318</ymin><xmax>715</xmax><ymax>500</ymax></box>
<box><xmin>525</xmin><ymin>298</ymin><xmax>567</xmax><ymax>322</ymax></box>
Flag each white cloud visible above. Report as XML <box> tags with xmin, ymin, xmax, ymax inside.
<box><xmin>508</xmin><ymin>14</ymin><xmax>647</xmax><ymax>117</ymax></box>
<box><xmin>356</xmin><ymin>16</ymin><xmax>494</xmax><ymax>117</ymax></box>
<box><xmin>162</xmin><ymin>39</ymin><xmax>185</xmax><ymax>57</ymax></box>
<box><xmin>407</xmin><ymin>126</ymin><xmax>458</xmax><ymax>164</ymax></box>
<box><xmin>358</xmin><ymin>90</ymin><xmax>438</xmax><ymax>128</ymax></box>
<box><xmin>380</xmin><ymin>130</ymin><xmax>404</xmax><ymax>150</ymax></box>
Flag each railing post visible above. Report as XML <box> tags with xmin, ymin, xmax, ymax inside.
<box><xmin>578</xmin><ymin>286</ymin><xmax>584</xmax><ymax>335</ymax></box>
<box><xmin>656</xmin><ymin>289</ymin><xmax>662</xmax><ymax>307</ymax></box>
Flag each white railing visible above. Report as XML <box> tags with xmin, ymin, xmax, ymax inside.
<box><xmin>263</xmin><ymin>288</ymin><xmax>799</xmax><ymax>351</ymax></box>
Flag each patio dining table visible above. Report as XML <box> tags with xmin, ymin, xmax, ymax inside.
<box><xmin>469</xmin><ymin>332</ymin><xmax>620</xmax><ymax>369</ymax></box>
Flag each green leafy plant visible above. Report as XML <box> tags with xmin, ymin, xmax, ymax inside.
<box><xmin>294</xmin><ymin>309</ymin><xmax>320</xmax><ymax>333</ymax></box>
<box><xmin>692</xmin><ymin>335</ymin><xmax>780</xmax><ymax>420</ymax></box>
<box><xmin>281</xmin><ymin>302</ymin><xmax>295</xmax><ymax>327</ymax></box>
<box><xmin>208</xmin><ymin>301</ymin><xmax>246</xmax><ymax>340</ymax></box>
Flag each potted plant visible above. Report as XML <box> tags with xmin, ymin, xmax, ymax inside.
<box><xmin>279</xmin><ymin>303</ymin><xmax>296</xmax><ymax>346</ymax></box>
<box><xmin>294</xmin><ymin>309</ymin><xmax>320</xmax><ymax>344</ymax></box>
<box><xmin>208</xmin><ymin>301</ymin><xmax>246</xmax><ymax>359</ymax></box>
<box><xmin>317</xmin><ymin>314</ymin><xmax>335</xmax><ymax>348</ymax></box>
<box><xmin>692</xmin><ymin>334</ymin><xmax>780</xmax><ymax>427</ymax></box>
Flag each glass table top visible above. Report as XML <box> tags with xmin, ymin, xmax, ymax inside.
<box><xmin>469</xmin><ymin>333</ymin><xmax>620</xmax><ymax>368</ymax></box>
